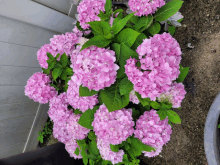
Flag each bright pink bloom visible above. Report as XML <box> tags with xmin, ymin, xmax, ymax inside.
<box><xmin>24</xmin><ymin>72</ymin><xmax>57</xmax><ymax>104</ymax></box>
<box><xmin>65</xmin><ymin>138</ymin><xmax>83</xmax><ymax>159</ymax></box>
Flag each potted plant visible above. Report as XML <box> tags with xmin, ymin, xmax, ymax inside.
<box><xmin>204</xmin><ymin>92</ymin><xmax>220</xmax><ymax>165</ymax></box>
<box><xmin>24</xmin><ymin>0</ymin><xmax>188</xmax><ymax>164</ymax></box>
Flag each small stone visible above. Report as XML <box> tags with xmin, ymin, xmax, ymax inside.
<box><xmin>183</xmin><ymin>24</ymin><xmax>187</xmax><ymax>27</ymax></box>
<box><xmin>215</xmin><ymin>15</ymin><xmax>220</xmax><ymax>19</ymax></box>
<box><xmin>211</xmin><ymin>49</ymin><xmax>216</xmax><ymax>53</ymax></box>
<box><xmin>207</xmin><ymin>14</ymin><xmax>209</xmax><ymax>17</ymax></box>
<box><xmin>187</xmin><ymin>43</ymin><xmax>194</xmax><ymax>49</ymax></box>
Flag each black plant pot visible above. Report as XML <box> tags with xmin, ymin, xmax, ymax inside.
<box><xmin>204</xmin><ymin>92</ymin><xmax>220</xmax><ymax>165</ymax></box>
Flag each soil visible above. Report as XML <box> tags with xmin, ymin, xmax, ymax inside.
<box><xmin>141</xmin><ymin>0</ymin><xmax>220</xmax><ymax>164</ymax></box>
<box><xmin>41</xmin><ymin>0</ymin><xmax>220</xmax><ymax>164</ymax></box>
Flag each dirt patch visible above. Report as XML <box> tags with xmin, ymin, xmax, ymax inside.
<box><xmin>141</xmin><ymin>0</ymin><xmax>220</xmax><ymax>164</ymax></box>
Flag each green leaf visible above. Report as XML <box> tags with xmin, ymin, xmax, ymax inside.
<box><xmin>63</xmin><ymin>85</ymin><xmax>68</xmax><ymax>92</ymax></box>
<box><xmin>154</xmin><ymin>0</ymin><xmax>184</xmax><ymax>22</ymax></box>
<box><xmin>42</xmin><ymin>68</ymin><xmax>50</xmax><ymax>75</ymax></box>
<box><xmin>150</xmin><ymin>101</ymin><xmax>161</xmax><ymax>109</ymax></box>
<box><xmin>111</xmin><ymin>12</ymin><xmax>136</xmax><ymax>35</ymax></box>
<box><xmin>218</xmin><ymin>124</ymin><xmax>220</xmax><ymax>129</ymax></box>
<box><xmin>168</xmin><ymin>26</ymin><xmax>176</xmax><ymax>36</ymax></box>
<box><xmin>105</xmin><ymin>0</ymin><xmax>112</xmax><ymax>15</ymax></box>
<box><xmin>60</xmin><ymin>71</ymin><xmax>67</xmax><ymax>80</ymax></box>
<box><xmin>88</xmin><ymin>140</ymin><xmax>100</xmax><ymax>156</ymax></box>
<box><xmin>80</xmin><ymin>35</ymin><xmax>111</xmax><ymax>51</ymax></box>
<box><xmin>97</xmin><ymin>10</ymin><xmax>109</xmax><ymax>21</ymax></box>
<box><xmin>88</xmin><ymin>131</ymin><xmax>97</xmax><ymax>141</ymax></box>
<box><xmin>156</xmin><ymin>110</ymin><xmax>167</xmax><ymax>120</ymax></box>
<box><xmin>131</xmin><ymin>33</ymin><xmax>147</xmax><ymax>51</ymax></box>
<box><xmin>167</xmin><ymin>110</ymin><xmax>181</xmax><ymax>124</ymax></box>
<box><xmin>116</xmin><ymin>28</ymin><xmax>140</xmax><ymax>48</ymax></box>
<box><xmin>148</xmin><ymin>22</ymin><xmax>161</xmax><ymax>36</ymax></box>
<box><xmin>79</xmin><ymin>85</ymin><xmax>99</xmax><ymax>97</ymax></box>
<box><xmin>113</xmin><ymin>9</ymin><xmax>123</xmax><ymax>17</ymax></box>
<box><xmin>111</xmin><ymin>43</ymin><xmax>121</xmax><ymax>63</ymax></box>
<box><xmin>78</xmin><ymin>106</ymin><xmax>99</xmax><ymax>129</ymax></box>
<box><xmin>87</xmin><ymin>21</ymin><xmax>111</xmax><ymax>38</ymax></box>
<box><xmin>60</xmin><ymin>53</ymin><xmax>68</xmax><ymax>67</ymax></box>
<box><xmin>55</xmin><ymin>53</ymin><xmax>60</xmax><ymax>60</ymax></box>
<box><xmin>74</xmin><ymin>109</ymin><xmax>82</xmax><ymax>114</ymax></box>
<box><xmin>82</xmin><ymin>149</ymin><xmax>88</xmax><ymax>165</ymax></box>
<box><xmin>87</xmin><ymin>154</ymin><xmax>97</xmax><ymax>161</ymax></box>
<box><xmin>112</xmin><ymin>12</ymin><xmax>123</xmax><ymax>26</ymax></box>
<box><xmin>76</xmin><ymin>21</ymin><xmax>86</xmax><ymax>31</ymax></box>
<box><xmin>47</xmin><ymin>53</ymin><xmax>55</xmax><ymax>60</ymax></box>
<box><xmin>110</xmin><ymin>144</ymin><xmax>119</xmax><ymax>152</ymax></box>
<box><xmin>100</xmin><ymin>82</ymin><xmax>130</xmax><ymax>112</ymax></box>
<box><xmin>74</xmin><ymin>147</ymin><xmax>80</xmax><ymax>156</ymax></box>
<box><xmin>52</xmin><ymin>67</ymin><xmax>63</xmax><ymax>81</ymax></box>
<box><xmin>134</xmin><ymin>15</ymin><xmax>153</xmax><ymax>31</ymax></box>
<box><xmin>47</xmin><ymin>59</ymin><xmax>56</xmax><ymax>70</ymax></box>
<box><xmin>65</xmin><ymin>67</ymin><xmax>74</xmax><ymax>76</ymax></box>
<box><xmin>119</xmin><ymin>77</ymin><xmax>133</xmax><ymax>95</ymax></box>
<box><xmin>135</xmin><ymin>92</ymin><xmax>151</xmax><ymax>106</ymax></box>
<box><xmin>130</xmin><ymin>16</ymin><xmax>140</xmax><ymax>24</ymax></box>
<box><xmin>54</xmin><ymin>62</ymin><xmax>63</xmax><ymax>68</ymax></box>
<box><xmin>117</xmin><ymin>67</ymin><xmax>126</xmax><ymax>79</ymax></box>
<box><xmin>89</xmin><ymin>159</ymin><xmax>95</xmax><ymax>165</ymax></box>
<box><xmin>160</xmin><ymin>103</ymin><xmax>172</xmax><ymax>111</ymax></box>
<box><xmin>168</xmin><ymin>120</ymin><xmax>173</xmax><ymax>127</ymax></box>
<box><xmin>177</xmin><ymin>18</ymin><xmax>183</xmax><ymax>23</ymax></box>
<box><xmin>176</xmin><ymin>65</ymin><xmax>189</xmax><ymax>82</ymax></box>
<box><xmin>50</xmin><ymin>84</ymin><xmax>59</xmax><ymax>91</ymax></box>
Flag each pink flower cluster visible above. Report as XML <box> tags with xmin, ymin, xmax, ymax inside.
<box><xmin>24</xmin><ymin>72</ymin><xmax>57</xmax><ymax>104</ymax></box>
<box><xmin>134</xmin><ymin>109</ymin><xmax>172</xmax><ymax>157</ymax></box>
<box><xmin>158</xmin><ymin>82</ymin><xmax>186</xmax><ymax>108</ymax></box>
<box><xmin>125</xmin><ymin>33</ymin><xmax>182</xmax><ymax>101</ymax></box>
<box><xmin>65</xmin><ymin>138</ymin><xmax>82</xmax><ymax>159</ymax></box>
<box><xmin>66</xmin><ymin>78</ymin><xmax>98</xmax><ymax>112</ymax></box>
<box><xmin>70</xmin><ymin>45</ymin><xmax>119</xmax><ymax>91</ymax></box>
<box><xmin>72</xmin><ymin>26</ymin><xmax>91</xmax><ymax>37</ymax></box>
<box><xmin>77</xmin><ymin>0</ymin><xmax>105</xmax><ymax>30</ymax></box>
<box><xmin>66</xmin><ymin>113</ymin><xmax>90</xmax><ymax>140</ymax></box>
<box><xmin>50</xmin><ymin>32</ymin><xmax>79</xmax><ymax>56</ymax></box>
<box><xmin>37</xmin><ymin>32</ymin><xmax>80</xmax><ymax>69</ymax></box>
<box><xmin>129</xmin><ymin>90</ymin><xmax>140</xmax><ymax>104</ymax></box>
<box><xmin>97</xmin><ymin>138</ymin><xmax>124</xmax><ymax>164</ymax></box>
<box><xmin>128</xmin><ymin>0</ymin><xmax>165</xmax><ymax>16</ymax></box>
<box><xmin>92</xmin><ymin>104</ymin><xmax>135</xmax><ymax>145</ymax></box>
<box><xmin>48</xmin><ymin>92</ymin><xmax>72</xmax><ymax>143</ymax></box>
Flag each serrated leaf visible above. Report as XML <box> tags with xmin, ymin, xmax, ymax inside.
<box><xmin>78</xmin><ymin>106</ymin><xmax>99</xmax><ymax>129</ymax></box>
<box><xmin>110</xmin><ymin>144</ymin><xmax>119</xmax><ymax>152</ymax></box>
<box><xmin>74</xmin><ymin>147</ymin><xmax>80</xmax><ymax>156</ymax></box>
<box><xmin>135</xmin><ymin>92</ymin><xmax>151</xmax><ymax>106</ymax></box>
<box><xmin>111</xmin><ymin>12</ymin><xmax>136</xmax><ymax>35</ymax></box>
<box><xmin>160</xmin><ymin>103</ymin><xmax>172</xmax><ymax>111</ymax></box>
<box><xmin>116</xmin><ymin>28</ymin><xmax>140</xmax><ymax>48</ymax></box>
<box><xmin>80</xmin><ymin>35</ymin><xmax>111</xmax><ymax>51</ymax></box>
<box><xmin>119</xmin><ymin>77</ymin><xmax>133</xmax><ymax>95</ymax></box>
<box><xmin>88</xmin><ymin>140</ymin><xmax>99</xmax><ymax>156</ymax></box>
<box><xmin>111</xmin><ymin>43</ymin><xmax>121</xmax><ymax>63</ymax></box>
<box><xmin>176</xmin><ymin>65</ymin><xmax>189</xmax><ymax>82</ymax></box>
<box><xmin>79</xmin><ymin>85</ymin><xmax>99</xmax><ymax>97</ymax></box>
<box><xmin>167</xmin><ymin>110</ymin><xmax>181</xmax><ymax>124</ymax></box>
<box><xmin>105</xmin><ymin>0</ymin><xmax>112</xmax><ymax>15</ymax></box>
<box><xmin>47</xmin><ymin>59</ymin><xmax>56</xmax><ymax>70</ymax></box>
<box><xmin>148</xmin><ymin>22</ymin><xmax>161</xmax><ymax>36</ymax></box>
<box><xmin>47</xmin><ymin>53</ymin><xmax>55</xmax><ymax>60</ymax></box>
<box><xmin>130</xmin><ymin>15</ymin><xmax>140</xmax><ymax>24</ymax></box>
<box><xmin>52</xmin><ymin>67</ymin><xmax>63</xmax><ymax>81</ymax></box>
<box><xmin>134</xmin><ymin>15</ymin><xmax>153</xmax><ymax>31</ymax></box>
<box><xmin>131</xmin><ymin>33</ymin><xmax>147</xmax><ymax>50</ymax></box>
<box><xmin>154</xmin><ymin>0</ymin><xmax>184</xmax><ymax>22</ymax></box>
<box><xmin>139</xmin><ymin>15</ymin><xmax>153</xmax><ymax>32</ymax></box>
<box><xmin>156</xmin><ymin>110</ymin><xmax>167</xmax><ymax>120</ymax></box>
<box><xmin>88</xmin><ymin>131</ymin><xmax>97</xmax><ymax>141</ymax></box>
<box><xmin>87</xmin><ymin>21</ymin><xmax>111</xmax><ymax>37</ymax></box>
<box><xmin>60</xmin><ymin>53</ymin><xmax>68</xmax><ymax>67</ymax></box>
<box><xmin>100</xmin><ymin>82</ymin><xmax>130</xmax><ymax>112</ymax></box>
<box><xmin>150</xmin><ymin>101</ymin><xmax>161</xmax><ymax>109</ymax></box>
<box><xmin>168</xmin><ymin>26</ymin><xmax>176</xmax><ymax>35</ymax></box>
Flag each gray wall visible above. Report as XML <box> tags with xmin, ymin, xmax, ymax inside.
<box><xmin>0</xmin><ymin>15</ymin><xmax>60</xmax><ymax>159</ymax></box>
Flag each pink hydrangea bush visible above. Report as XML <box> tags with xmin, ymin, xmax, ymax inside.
<box><xmin>128</xmin><ymin>0</ymin><xmax>165</xmax><ymax>16</ymax></box>
<box><xmin>66</xmin><ymin>113</ymin><xmax>90</xmax><ymax>140</ymax></box>
<box><xmin>125</xmin><ymin>32</ymin><xmax>182</xmax><ymax>101</ymax></box>
<box><xmin>70</xmin><ymin>45</ymin><xmax>119</xmax><ymax>91</ymax></box>
<box><xmin>24</xmin><ymin>72</ymin><xmax>57</xmax><ymax>104</ymax></box>
<box><xmin>66</xmin><ymin>78</ymin><xmax>98</xmax><ymax>112</ymax></box>
<box><xmin>158</xmin><ymin>82</ymin><xmax>187</xmax><ymax>108</ymax></box>
<box><xmin>134</xmin><ymin>109</ymin><xmax>172</xmax><ymax>157</ymax></box>
<box><xmin>97</xmin><ymin>138</ymin><xmax>124</xmax><ymax>164</ymax></box>
<box><xmin>77</xmin><ymin>0</ymin><xmax>105</xmax><ymax>30</ymax></box>
<box><xmin>65</xmin><ymin>138</ymin><xmax>83</xmax><ymax>159</ymax></box>
<box><xmin>92</xmin><ymin>104</ymin><xmax>135</xmax><ymax>145</ymax></box>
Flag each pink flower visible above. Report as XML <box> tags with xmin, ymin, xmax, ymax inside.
<box><xmin>66</xmin><ymin>113</ymin><xmax>90</xmax><ymax>140</ymax></box>
<box><xmin>70</xmin><ymin>45</ymin><xmax>119</xmax><ymax>91</ymax></box>
<box><xmin>125</xmin><ymin>33</ymin><xmax>182</xmax><ymax>101</ymax></box>
<box><xmin>129</xmin><ymin>90</ymin><xmax>140</xmax><ymax>104</ymax></box>
<box><xmin>97</xmin><ymin>138</ymin><xmax>124</xmax><ymax>164</ymax></box>
<box><xmin>92</xmin><ymin>104</ymin><xmax>135</xmax><ymax>145</ymax></box>
<box><xmin>128</xmin><ymin>0</ymin><xmax>165</xmax><ymax>16</ymax></box>
<box><xmin>77</xmin><ymin>0</ymin><xmax>105</xmax><ymax>30</ymax></box>
<box><xmin>65</xmin><ymin>138</ymin><xmax>83</xmax><ymax>159</ymax></box>
<box><xmin>134</xmin><ymin>109</ymin><xmax>172</xmax><ymax>157</ymax></box>
<box><xmin>24</xmin><ymin>72</ymin><xmax>57</xmax><ymax>104</ymax></box>
<box><xmin>66</xmin><ymin>78</ymin><xmax>98</xmax><ymax>112</ymax></box>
